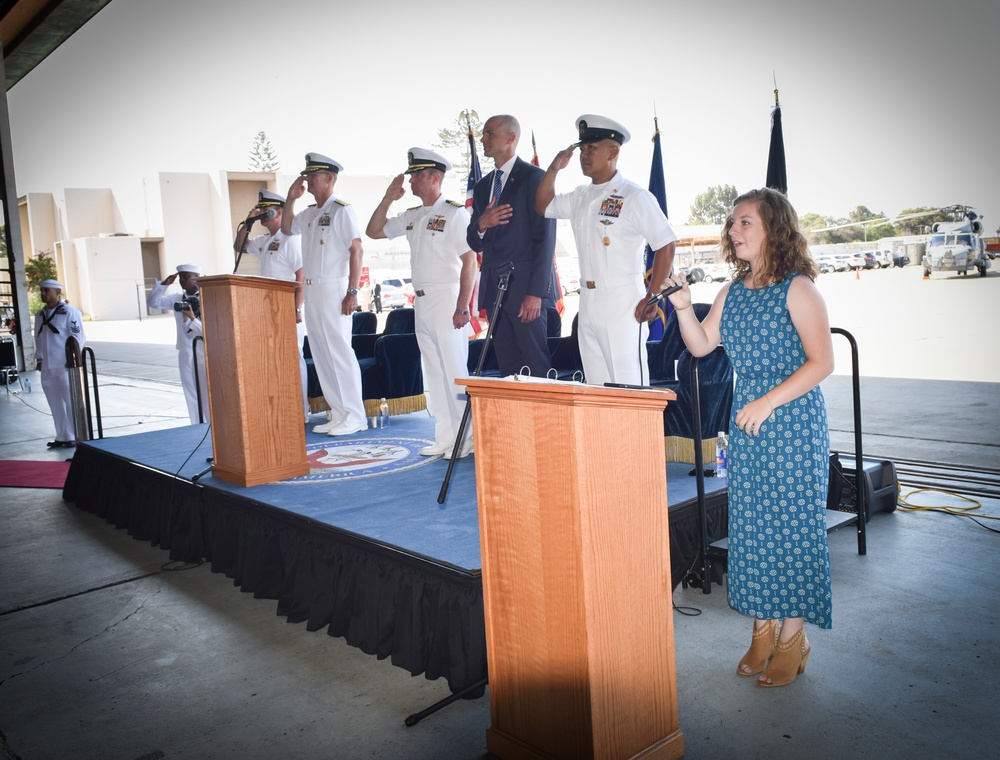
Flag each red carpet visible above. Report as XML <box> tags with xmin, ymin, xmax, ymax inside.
<box><xmin>0</xmin><ymin>460</ymin><xmax>72</xmax><ymax>489</ymax></box>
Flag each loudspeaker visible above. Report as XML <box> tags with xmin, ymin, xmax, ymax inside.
<box><xmin>829</xmin><ymin>453</ymin><xmax>898</xmax><ymax>522</ymax></box>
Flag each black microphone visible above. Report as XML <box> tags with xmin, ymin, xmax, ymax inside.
<box><xmin>646</xmin><ymin>272</ymin><xmax>697</xmax><ymax>307</ymax></box>
<box><xmin>246</xmin><ymin>208</ymin><xmax>277</xmax><ymax>225</ymax></box>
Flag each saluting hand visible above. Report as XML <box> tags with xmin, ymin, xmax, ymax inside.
<box><xmin>385</xmin><ymin>174</ymin><xmax>406</xmax><ymax>201</ymax></box>
<box><xmin>287</xmin><ymin>176</ymin><xmax>307</xmax><ymax>201</ymax></box>
<box><xmin>548</xmin><ymin>143</ymin><xmax>577</xmax><ymax>173</ymax></box>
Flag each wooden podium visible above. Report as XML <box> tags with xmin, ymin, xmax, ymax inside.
<box><xmin>198</xmin><ymin>275</ymin><xmax>308</xmax><ymax>487</ymax></box>
<box><xmin>462</xmin><ymin>377</ymin><xmax>684</xmax><ymax>760</ymax></box>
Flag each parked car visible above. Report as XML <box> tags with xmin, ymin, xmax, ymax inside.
<box><xmin>560</xmin><ymin>272</ymin><xmax>580</xmax><ymax>295</ymax></box>
<box><xmin>814</xmin><ymin>256</ymin><xmax>837</xmax><ymax>274</ymax></box>
<box><xmin>379</xmin><ymin>279</ymin><xmax>407</xmax><ymax>309</ymax></box>
<box><xmin>402</xmin><ymin>277</ymin><xmax>415</xmax><ymax>305</ymax></box>
<box><xmin>700</xmin><ymin>262</ymin><xmax>731</xmax><ymax>283</ymax></box>
<box><xmin>830</xmin><ymin>254</ymin><xmax>854</xmax><ymax>272</ymax></box>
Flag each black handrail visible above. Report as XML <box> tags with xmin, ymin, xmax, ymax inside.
<box><xmin>831</xmin><ymin>327</ymin><xmax>866</xmax><ymax>555</ymax></box>
<box><xmin>81</xmin><ymin>346</ymin><xmax>104</xmax><ymax>440</ymax></box>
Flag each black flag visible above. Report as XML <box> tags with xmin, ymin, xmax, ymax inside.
<box><xmin>765</xmin><ymin>89</ymin><xmax>787</xmax><ymax>195</ymax></box>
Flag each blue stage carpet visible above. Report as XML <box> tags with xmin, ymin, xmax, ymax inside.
<box><xmin>82</xmin><ymin>412</ymin><xmax>726</xmax><ymax>574</ymax></box>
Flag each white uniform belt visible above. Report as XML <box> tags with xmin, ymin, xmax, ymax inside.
<box><xmin>583</xmin><ymin>275</ymin><xmax>637</xmax><ymax>290</ymax></box>
<box><xmin>305</xmin><ymin>277</ymin><xmax>346</xmax><ymax>285</ymax></box>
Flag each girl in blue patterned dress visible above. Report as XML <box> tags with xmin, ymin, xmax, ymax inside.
<box><xmin>664</xmin><ymin>188</ymin><xmax>834</xmax><ymax>687</ymax></box>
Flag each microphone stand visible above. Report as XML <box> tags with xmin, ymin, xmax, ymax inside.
<box><xmin>437</xmin><ymin>261</ymin><xmax>514</xmax><ymax>504</ymax></box>
<box><xmin>232</xmin><ymin>220</ymin><xmax>253</xmax><ymax>274</ymax></box>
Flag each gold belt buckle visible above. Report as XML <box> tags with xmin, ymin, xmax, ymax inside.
<box><xmin>586</xmin><ymin>280</ymin><xmax>596</xmax><ymax>289</ymax></box>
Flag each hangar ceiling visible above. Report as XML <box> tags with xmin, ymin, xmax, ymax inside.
<box><xmin>1</xmin><ymin>0</ymin><xmax>113</xmax><ymax>90</ymax></box>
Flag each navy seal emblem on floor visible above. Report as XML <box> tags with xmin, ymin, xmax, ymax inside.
<box><xmin>281</xmin><ymin>437</ymin><xmax>439</xmax><ymax>483</ymax></box>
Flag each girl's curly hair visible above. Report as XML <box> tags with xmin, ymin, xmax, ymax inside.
<box><xmin>720</xmin><ymin>188</ymin><xmax>817</xmax><ymax>284</ymax></box>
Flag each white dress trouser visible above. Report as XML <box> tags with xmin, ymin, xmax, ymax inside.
<box><xmin>414</xmin><ymin>285</ymin><xmax>470</xmax><ymax>446</ymax></box>
<box><xmin>41</xmin><ymin>366</ymin><xmax>77</xmax><ymax>441</ymax></box>
<box><xmin>579</xmin><ymin>283</ymin><xmax>650</xmax><ymax>386</ymax></box>
<box><xmin>305</xmin><ymin>280</ymin><xmax>365</xmax><ymax>427</ymax></box>
<box><xmin>179</xmin><ymin>342</ymin><xmax>210</xmax><ymax>424</ymax></box>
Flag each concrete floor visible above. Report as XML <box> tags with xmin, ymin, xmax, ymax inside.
<box><xmin>2</xmin><ymin>308</ymin><xmax>999</xmax><ymax>759</ymax></box>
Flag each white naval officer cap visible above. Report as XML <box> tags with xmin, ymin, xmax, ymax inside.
<box><xmin>576</xmin><ymin>114</ymin><xmax>631</xmax><ymax>145</ymax></box>
<box><xmin>39</xmin><ymin>279</ymin><xmax>64</xmax><ymax>290</ymax></box>
<box><xmin>405</xmin><ymin>147</ymin><xmax>453</xmax><ymax>174</ymax></box>
<box><xmin>176</xmin><ymin>263</ymin><xmax>202</xmax><ymax>274</ymax></box>
<box><xmin>300</xmin><ymin>153</ymin><xmax>344</xmax><ymax>175</ymax></box>
<box><xmin>256</xmin><ymin>188</ymin><xmax>285</xmax><ymax>207</ymax></box>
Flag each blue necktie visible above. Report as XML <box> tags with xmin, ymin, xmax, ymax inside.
<box><xmin>492</xmin><ymin>169</ymin><xmax>504</xmax><ymax>202</ymax></box>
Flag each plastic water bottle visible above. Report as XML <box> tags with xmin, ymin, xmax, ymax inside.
<box><xmin>379</xmin><ymin>397</ymin><xmax>390</xmax><ymax>428</ymax></box>
<box><xmin>24</xmin><ymin>377</ymin><xmax>31</xmax><ymax>393</ymax></box>
<box><xmin>715</xmin><ymin>431</ymin><xmax>728</xmax><ymax>479</ymax></box>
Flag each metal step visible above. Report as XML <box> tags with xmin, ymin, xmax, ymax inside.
<box><xmin>708</xmin><ymin>509</ymin><xmax>858</xmax><ymax>553</ymax></box>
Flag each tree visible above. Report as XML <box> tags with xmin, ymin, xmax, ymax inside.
<box><xmin>895</xmin><ymin>206</ymin><xmax>947</xmax><ymax>235</ymax></box>
<box><xmin>25</xmin><ymin>252</ymin><xmax>57</xmax><ymax>291</ymax></box>
<box><xmin>434</xmin><ymin>111</ymin><xmax>485</xmax><ymax>181</ymax></box>
<box><xmin>688</xmin><ymin>184</ymin><xmax>738</xmax><ymax>224</ymax></box>
<box><xmin>248</xmin><ymin>131</ymin><xmax>279</xmax><ymax>172</ymax></box>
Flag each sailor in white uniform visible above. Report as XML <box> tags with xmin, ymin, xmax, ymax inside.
<box><xmin>236</xmin><ymin>189</ymin><xmax>309</xmax><ymax>418</ymax></box>
<box><xmin>34</xmin><ymin>279</ymin><xmax>86</xmax><ymax>447</ymax></box>
<box><xmin>281</xmin><ymin>153</ymin><xmax>367</xmax><ymax>437</ymax></box>
<box><xmin>147</xmin><ymin>263</ymin><xmax>210</xmax><ymax>424</ymax></box>
<box><xmin>365</xmin><ymin>148</ymin><xmax>477</xmax><ymax>458</ymax></box>
<box><xmin>536</xmin><ymin>115</ymin><xmax>677</xmax><ymax>386</ymax></box>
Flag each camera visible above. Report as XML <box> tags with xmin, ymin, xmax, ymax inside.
<box><xmin>173</xmin><ymin>295</ymin><xmax>201</xmax><ymax>318</ymax></box>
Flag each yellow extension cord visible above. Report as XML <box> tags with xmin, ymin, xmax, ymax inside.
<box><xmin>897</xmin><ymin>487</ymin><xmax>1000</xmax><ymax>521</ymax></box>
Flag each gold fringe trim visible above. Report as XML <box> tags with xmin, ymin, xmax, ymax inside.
<box><xmin>664</xmin><ymin>435</ymin><xmax>719</xmax><ymax>465</ymax></box>
<box><xmin>310</xmin><ymin>395</ymin><xmax>428</xmax><ymax>418</ymax></box>
<box><xmin>364</xmin><ymin>395</ymin><xmax>427</xmax><ymax>418</ymax></box>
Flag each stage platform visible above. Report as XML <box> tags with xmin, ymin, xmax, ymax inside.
<box><xmin>63</xmin><ymin>412</ymin><xmax>728</xmax><ymax>693</ymax></box>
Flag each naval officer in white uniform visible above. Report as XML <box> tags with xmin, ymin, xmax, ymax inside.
<box><xmin>34</xmin><ymin>279</ymin><xmax>86</xmax><ymax>447</ymax></box>
<box><xmin>536</xmin><ymin>115</ymin><xmax>677</xmax><ymax>386</ymax></box>
<box><xmin>235</xmin><ymin>188</ymin><xmax>309</xmax><ymax>418</ymax></box>
<box><xmin>281</xmin><ymin>153</ymin><xmax>367</xmax><ymax>437</ymax></box>
<box><xmin>147</xmin><ymin>263</ymin><xmax>210</xmax><ymax>424</ymax></box>
<box><xmin>365</xmin><ymin>148</ymin><xmax>477</xmax><ymax>458</ymax></box>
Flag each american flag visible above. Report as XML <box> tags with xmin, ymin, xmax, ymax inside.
<box><xmin>466</xmin><ymin>125</ymin><xmax>482</xmax><ymax>209</ymax></box>
<box><xmin>465</xmin><ymin>117</ymin><xmax>487</xmax><ymax>336</ymax></box>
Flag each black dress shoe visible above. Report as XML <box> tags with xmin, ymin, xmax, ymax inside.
<box><xmin>47</xmin><ymin>440</ymin><xmax>75</xmax><ymax>448</ymax></box>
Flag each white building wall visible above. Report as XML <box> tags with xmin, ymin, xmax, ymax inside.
<box><xmin>73</xmin><ymin>236</ymin><xmax>145</xmax><ymax>320</ymax></box>
<box><xmin>160</xmin><ymin>172</ymin><xmax>229</xmax><ymax>277</ymax></box>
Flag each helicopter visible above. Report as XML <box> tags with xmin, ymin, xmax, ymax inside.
<box><xmin>922</xmin><ymin>205</ymin><xmax>992</xmax><ymax>278</ymax></box>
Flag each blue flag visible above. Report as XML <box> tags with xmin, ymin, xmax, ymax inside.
<box><xmin>645</xmin><ymin>121</ymin><xmax>669</xmax><ymax>340</ymax></box>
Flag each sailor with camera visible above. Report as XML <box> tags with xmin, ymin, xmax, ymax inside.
<box><xmin>147</xmin><ymin>263</ymin><xmax>209</xmax><ymax>424</ymax></box>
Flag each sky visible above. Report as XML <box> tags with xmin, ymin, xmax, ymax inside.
<box><xmin>7</xmin><ymin>0</ymin><xmax>1000</xmax><ymax>229</ymax></box>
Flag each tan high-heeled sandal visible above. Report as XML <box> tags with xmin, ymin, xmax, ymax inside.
<box><xmin>737</xmin><ymin>619</ymin><xmax>779</xmax><ymax>677</ymax></box>
<box><xmin>758</xmin><ymin>628</ymin><xmax>811</xmax><ymax>687</ymax></box>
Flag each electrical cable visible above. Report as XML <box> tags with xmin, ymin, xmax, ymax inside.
<box><xmin>897</xmin><ymin>487</ymin><xmax>1000</xmax><ymax>533</ymax></box>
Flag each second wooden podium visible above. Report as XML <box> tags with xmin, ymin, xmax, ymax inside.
<box><xmin>198</xmin><ymin>274</ymin><xmax>308</xmax><ymax>487</ymax></box>
<box><xmin>462</xmin><ymin>377</ymin><xmax>684</xmax><ymax>760</ymax></box>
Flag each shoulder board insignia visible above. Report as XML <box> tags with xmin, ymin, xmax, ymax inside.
<box><xmin>307</xmin><ymin>203</ymin><xmax>317</xmax><ymax>208</ymax></box>
<box><xmin>407</xmin><ymin>205</ymin><xmax>421</xmax><ymax>211</ymax></box>
<box><xmin>446</xmin><ymin>200</ymin><xmax>463</xmax><ymax>207</ymax></box>
<box><xmin>334</xmin><ymin>198</ymin><xmax>350</xmax><ymax>206</ymax></box>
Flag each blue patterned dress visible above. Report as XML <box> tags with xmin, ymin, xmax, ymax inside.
<box><xmin>720</xmin><ymin>274</ymin><xmax>832</xmax><ymax>629</ymax></box>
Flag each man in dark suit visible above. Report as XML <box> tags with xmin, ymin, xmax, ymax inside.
<box><xmin>467</xmin><ymin>114</ymin><xmax>557</xmax><ymax>377</ymax></box>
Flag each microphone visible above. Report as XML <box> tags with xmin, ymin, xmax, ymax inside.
<box><xmin>246</xmin><ymin>208</ymin><xmax>277</xmax><ymax>225</ymax></box>
<box><xmin>646</xmin><ymin>272</ymin><xmax>697</xmax><ymax>307</ymax></box>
